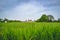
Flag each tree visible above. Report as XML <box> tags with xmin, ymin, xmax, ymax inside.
<box><xmin>58</xmin><ymin>18</ymin><xmax>60</xmax><ymax>22</ymax></box>
<box><xmin>48</xmin><ymin>15</ymin><xmax>54</xmax><ymax>22</ymax></box>
<box><xmin>8</xmin><ymin>20</ymin><xmax>21</xmax><ymax>22</ymax></box>
<box><xmin>3</xmin><ymin>18</ymin><xmax>8</xmax><ymax>22</ymax></box>
<box><xmin>0</xmin><ymin>18</ymin><xmax>2</xmax><ymax>22</ymax></box>
<box><xmin>36</xmin><ymin>14</ymin><xmax>49</xmax><ymax>22</ymax></box>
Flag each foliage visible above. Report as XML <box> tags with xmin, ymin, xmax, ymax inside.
<box><xmin>0</xmin><ymin>18</ymin><xmax>2</xmax><ymax>22</ymax></box>
<box><xmin>0</xmin><ymin>18</ymin><xmax>21</xmax><ymax>22</ymax></box>
<box><xmin>36</xmin><ymin>14</ymin><xmax>49</xmax><ymax>22</ymax></box>
<box><xmin>4</xmin><ymin>18</ymin><xmax>8</xmax><ymax>21</ymax></box>
<box><xmin>48</xmin><ymin>15</ymin><xmax>54</xmax><ymax>22</ymax></box>
<box><xmin>58</xmin><ymin>18</ymin><xmax>60</xmax><ymax>22</ymax></box>
<box><xmin>36</xmin><ymin>14</ymin><xmax>55</xmax><ymax>22</ymax></box>
<box><xmin>8</xmin><ymin>20</ymin><xmax>21</xmax><ymax>22</ymax></box>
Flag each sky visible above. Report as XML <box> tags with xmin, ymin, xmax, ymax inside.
<box><xmin>0</xmin><ymin>0</ymin><xmax>60</xmax><ymax>21</ymax></box>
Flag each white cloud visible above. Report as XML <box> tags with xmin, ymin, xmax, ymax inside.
<box><xmin>2</xmin><ymin>2</ymin><xmax>46</xmax><ymax>21</ymax></box>
<box><xmin>0</xmin><ymin>0</ymin><xmax>60</xmax><ymax>20</ymax></box>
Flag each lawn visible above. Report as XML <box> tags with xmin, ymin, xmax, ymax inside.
<box><xmin>0</xmin><ymin>22</ymin><xmax>60</xmax><ymax>40</ymax></box>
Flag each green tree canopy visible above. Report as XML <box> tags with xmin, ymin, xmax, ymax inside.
<box><xmin>3</xmin><ymin>18</ymin><xmax>8</xmax><ymax>21</ymax></box>
<box><xmin>36</xmin><ymin>14</ymin><xmax>49</xmax><ymax>22</ymax></box>
<box><xmin>0</xmin><ymin>18</ymin><xmax>2</xmax><ymax>22</ymax></box>
<box><xmin>48</xmin><ymin>15</ymin><xmax>54</xmax><ymax>21</ymax></box>
<box><xmin>58</xmin><ymin>18</ymin><xmax>60</xmax><ymax>21</ymax></box>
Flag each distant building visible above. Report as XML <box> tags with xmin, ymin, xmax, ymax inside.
<box><xmin>28</xmin><ymin>20</ymin><xmax>32</xmax><ymax>22</ymax></box>
<box><xmin>25</xmin><ymin>20</ymin><xmax>32</xmax><ymax>22</ymax></box>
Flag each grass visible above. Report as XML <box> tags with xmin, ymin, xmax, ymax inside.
<box><xmin>0</xmin><ymin>22</ymin><xmax>60</xmax><ymax>40</ymax></box>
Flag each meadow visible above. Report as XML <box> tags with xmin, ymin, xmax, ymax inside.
<box><xmin>0</xmin><ymin>22</ymin><xmax>60</xmax><ymax>40</ymax></box>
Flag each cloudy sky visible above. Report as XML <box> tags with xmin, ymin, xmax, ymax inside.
<box><xmin>0</xmin><ymin>0</ymin><xmax>60</xmax><ymax>21</ymax></box>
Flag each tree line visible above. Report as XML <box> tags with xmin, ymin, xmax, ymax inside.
<box><xmin>0</xmin><ymin>14</ymin><xmax>60</xmax><ymax>22</ymax></box>
<box><xmin>0</xmin><ymin>18</ymin><xmax>21</xmax><ymax>22</ymax></box>
<box><xmin>36</xmin><ymin>14</ymin><xmax>60</xmax><ymax>22</ymax></box>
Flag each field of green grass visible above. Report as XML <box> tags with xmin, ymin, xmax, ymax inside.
<box><xmin>0</xmin><ymin>22</ymin><xmax>60</xmax><ymax>40</ymax></box>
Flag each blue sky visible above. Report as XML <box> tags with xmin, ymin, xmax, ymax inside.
<box><xmin>0</xmin><ymin>0</ymin><xmax>60</xmax><ymax>21</ymax></box>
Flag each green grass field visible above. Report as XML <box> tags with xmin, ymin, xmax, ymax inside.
<box><xmin>0</xmin><ymin>22</ymin><xmax>60</xmax><ymax>40</ymax></box>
